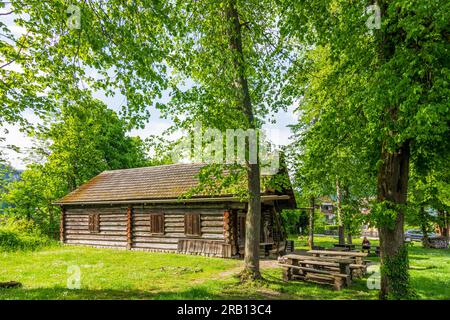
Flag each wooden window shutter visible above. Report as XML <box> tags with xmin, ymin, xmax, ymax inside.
<box><xmin>185</xmin><ymin>213</ymin><xmax>201</xmax><ymax>236</ymax></box>
<box><xmin>150</xmin><ymin>214</ymin><xmax>165</xmax><ymax>234</ymax></box>
<box><xmin>88</xmin><ymin>213</ymin><xmax>100</xmax><ymax>233</ymax></box>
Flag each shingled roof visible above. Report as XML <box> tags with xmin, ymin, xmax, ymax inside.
<box><xmin>54</xmin><ymin>163</ymin><xmax>293</xmax><ymax>205</ymax></box>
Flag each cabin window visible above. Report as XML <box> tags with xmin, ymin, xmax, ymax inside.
<box><xmin>184</xmin><ymin>213</ymin><xmax>201</xmax><ymax>236</ymax></box>
<box><xmin>150</xmin><ymin>213</ymin><xmax>165</xmax><ymax>235</ymax></box>
<box><xmin>88</xmin><ymin>213</ymin><xmax>100</xmax><ymax>233</ymax></box>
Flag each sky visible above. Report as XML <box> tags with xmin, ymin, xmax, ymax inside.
<box><xmin>0</xmin><ymin>5</ymin><xmax>299</xmax><ymax>170</ymax></box>
<box><xmin>1</xmin><ymin>95</ymin><xmax>298</xmax><ymax>170</ymax></box>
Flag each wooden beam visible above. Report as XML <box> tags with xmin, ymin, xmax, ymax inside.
<box><xmin>223</xmin><ymin>210</ymin><xmax>230</xmax><ymax>245</ymax></box>
<box><xmin>126</xmin><ymin>206</ymin><xmax>133</xmax><ymax>250</ymax></box>
<box><xmin>53</xmin><ymin>195</ymin><xmax>291</xmax><ymax>206</ymax></box>
<box><xmin>60</xmin><ymin>207</ymin><xmax>66</xmax><ymax>243</ymax></box>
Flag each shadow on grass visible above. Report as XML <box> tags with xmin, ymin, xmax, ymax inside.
<box><xmin>261</xmin><ymin>273</ymin><xmax>376</xmax><ymax>300</ymax></box>
<box><xmin>0</xmin><ymin>286</ymin><xmax>237</xmax><ymax>300</ymax></box>
<box><xmin>0</xmin><ymin>275</ymin><xmax>378</xmax><ymax>300</ymax></box>
<box><xmin>410</xmin><ymin>274</ymin><xmax>450</xmax><ymax>300</ymax></box>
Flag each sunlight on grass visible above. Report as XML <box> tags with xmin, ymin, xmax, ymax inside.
<box><xmin>0</xmin><ymin>237</ymin><xmax>448</xmax><ymax>300</ymax></box>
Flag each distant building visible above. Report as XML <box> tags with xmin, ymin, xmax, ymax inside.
<box><xmin>319</xmin><ymin>201</ymin><xmax>335</xmax><ymax>224</ymax></box>
<box><xmin>360</xmin><ymin>207</ymin><xmax>379</xmax><ymax>237</ymax></box>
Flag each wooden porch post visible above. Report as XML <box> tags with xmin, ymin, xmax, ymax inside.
<box><xmin>126</xmin><ymin>206</ymin><xmax>133</xmax><ymax>250</ymax></box>
<box><xmin>223</xmin><ymin>210</ymin><xmax>237</xmax><ymax>257</ymax></box>
<box><xmin>308</xmin><ymin>197</ymin><xmax>315</xmax><ymax>249</ymax></box>
<box><xmin>224</xmin><ymin>210</ymin><xmax>231</xmax><ymax>244</ymax></box>
<box><xmin>60</xmin><ymin>207</ymin><xmax>66</xmax><ymax>243</ymax></box>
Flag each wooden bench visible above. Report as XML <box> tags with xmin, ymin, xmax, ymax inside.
<box><xmin>283</xmin><ymin>254</ymin><xmax>353</xmax><ymax>273</ymax></box>
<box><xmin>307</xmin><ymin>250</ymin><xmax>368</xmax><ymax>277</ymax></box>
<box><xmin>260</xmin><ymin>242</ymin><xmax>274</xmax><ymax>256</ymax></box>
<box><xmin>177</xmin><ymin>239</ymin><xmax>231</xmax><ymax>257</ymax></box>
<box><xmin>291</xmin><ymin>258</ymin><xmax>365</xmax><ymax>278</ymax></box>
<box><xmin>280</xmin><ymin>254</ymin><xmax>353</xmax><ymax>290</ymax></box>
<box><xmin>279</xmin><ymin>263</ymin><xmax>350</xmax><ymax>290</ymax></box>
<box><xmin>357</xmin><ymin>245</ymin><xmax>380</xmax><ymax>256</ymax></box>
<box><xmin>329</xmin><ymin>246</ymin><xmax>350</xmax><ymax>252</ymax></box>
<box><xmin>333</xmin><ymin>243</ymin><xmax>356</xmax><ymax>251</ymax></box>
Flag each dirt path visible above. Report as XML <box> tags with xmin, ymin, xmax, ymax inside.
<box><xmin>219</xmin><ymin>259</ymin><xmax>279</xmax><ymax>278</ymax></box>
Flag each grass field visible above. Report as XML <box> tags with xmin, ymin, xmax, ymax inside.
<box><xmin>0</xmin><ymin>236</ymin><xmax>448</xmax><ymax>300</ymax></box>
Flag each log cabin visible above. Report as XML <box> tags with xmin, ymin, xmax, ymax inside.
<box><xmin>54</xmin><ymin>163</ymin><xmax>296</xmax><ymax>258</ymax></box>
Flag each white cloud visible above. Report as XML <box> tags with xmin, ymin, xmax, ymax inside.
<box><xmin>1</xmin><ymin>124</ymin><xmax>32</xmax><ymax>170</ymax></box>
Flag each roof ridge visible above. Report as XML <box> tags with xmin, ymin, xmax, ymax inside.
<box><xmin>103</xmin><ymin>162</ymin><xmax>205</xmax><ymax>173</ymax></box>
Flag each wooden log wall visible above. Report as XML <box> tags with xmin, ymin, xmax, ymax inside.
<box><xmin>63</xmin><ymin>207</ymin><xmax>128</xmax><ymax>248</ymax></box>
<box><xmin>62</xmin><ymin>205</ymin><xmax>234</xmax><ymax>257</ymax></box>
<box><xmin>131</xmin><ymin>207</ymin><xmax>225</xmax><ymax>252</ymax></box>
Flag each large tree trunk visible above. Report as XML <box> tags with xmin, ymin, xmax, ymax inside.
<box><xmin>244</xmin><ymin>163</ymin><xmax>261</xmax><ymax>279</ymax></box>
<box><xmin>375</xmin><ymin>1</ymin><xmax>413</xmax><ymax>299</ymax></box>
<box><xmin>225</xmin><ymin>0</ymin><xmax>261</xmax><ymax>280</ymax></box>
<box><xmin>377</xmin><ymin>140</ymin><xmax>411</xmax><ymax>299</ymax></box>
<box><xmin>336</xmin><ymin>178</ymin><xmax>345</xmax><ymax>245</ymax></box>
<box><xmin>308</xmin><ymin>196</ymin><xmax>315</xmax><ymax>249</ymax></box>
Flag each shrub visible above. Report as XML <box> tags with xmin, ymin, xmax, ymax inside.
<box><xmin>281</xmin><ymin>209</ymin><xmax>308</xmax><ymax>235</ymax></box>
<box><xmin>323</xmin><ymin>224</ymin><xmax>339</xmax><ymax>235</ymax></box>
<box><xmin>313</xmin><ymin>212</ymin><xmax>328</xmax><ymax>234</ymax></box>
<box><xmin>0</xmin><ymin>217</ymin><xmax>56</xmax><ymax>251</ymax></box>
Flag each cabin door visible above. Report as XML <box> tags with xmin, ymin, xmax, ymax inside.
<box><xmin>237</xmin><ymin>210</ymin><xmax>274</xmax><ymax>245</ymax></box>
<box><xmin>237</xmin><ymin>213</ymin><xmax>246</xmax><ymax>247</ymax></box>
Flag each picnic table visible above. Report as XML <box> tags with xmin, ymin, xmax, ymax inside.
<box><xmin>307</xmin><ymin>250</ymin><xmax>368</xmax><ymax>277</ymax></box>
<box><xmin>329</xmin><ymin>246</ymin><xmax>350</xmax><ymax>252</ymax></box>
<box><xmin>358</xmin><ymin>245</ymin><xmax>380</xmax><ymax>256</ymax></box>
<box><xmin>279</xmin><ymin>254</ymin><xmax>352</xmax><ymax>290</ymax></box>
<box><xmin>333</xmin><ymin>243</ymin><xmax>356</xmax><ymax>251</ymax></box>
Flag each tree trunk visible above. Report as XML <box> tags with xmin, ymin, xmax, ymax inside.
<box><xmin>225</xmin><ymin>0</ymin><xmax>261</xmax><ymax>280</ymax></box>
<box><xmin>445</xmin><ymin>211</ymin><xmax>449</xmax><ymax>243</ymax></box>
<box><xmin>419</xmin><ymin>206</ymin><xmax>430</xmax><ymax>248</ymax></box>
<box><xmin>336</xmin><ymin>178</ymin><xmax>345</xmax><ymax>245</ymax></box>
<box><xmin>308</xmin><ymin>196</ymin><xmax>315</xmax><ymax>249</ymax></box>
<box><xmin>49</xmin><ymin>204</ymin><xmax>55</xmax><ymax>238</ymax></box>
<box><xmin>377</xmin><ymin>140</ymin><xmax>411</xmax><ymax>299</ymax></box>
<box><xmin>244</xmin><ymin>163</ymin><xmax>261</xmax><ymax>278</ymax></box>
<box><xmin>375</xmin><ymin>2</ymin><xmax>413</xmax><ymax>298</ymax></box>
<box><xmin>344</xmin><ymin>185</ymin><xmax>352</xmax><ymax>244</ymax></box>
<box><xmin>437</xmin><ymin>210</ymin><xmax>449</xmax><ymax>241</ymax></box>
<box><xmin>346</xmin><ymin>227</ymin><xmax>353</xmax><ymax>244</ymax></box>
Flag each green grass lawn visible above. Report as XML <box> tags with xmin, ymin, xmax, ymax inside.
<box><xmin>0</xmin><ymin>236</ymin><xmax>448</xmax><ymax>300</ymax></box>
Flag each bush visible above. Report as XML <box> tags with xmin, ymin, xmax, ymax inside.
<box><xmin>0</xmin><ymin>217</ymin><xmax>56</xmax><ymax>251</ymax></box>
<box><xmin>323</xmin><ymin>225</ymin><xmax>339</xmax><ymax>235</ymax></box>
<box><xmin>281</xmin><ymin>209</ymin><xmax>308</xmax><ymax>235</ymax></box>
<box><xmin>313</xmin><ymin>211</ymin><xmax>328</xmax><ymax>234</ymax></box>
